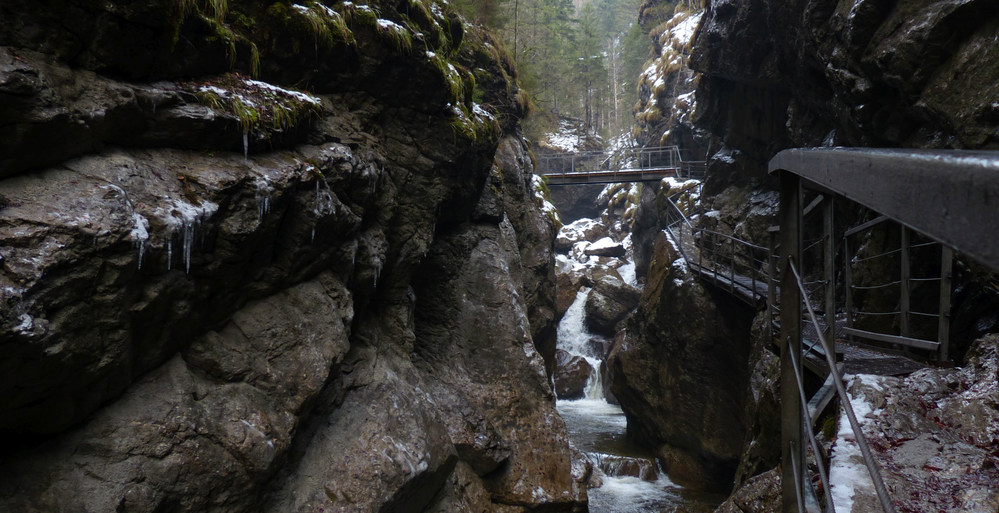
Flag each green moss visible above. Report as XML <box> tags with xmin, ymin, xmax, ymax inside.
<box><xmin>340</xmin><ymin>1</ymin><xmax>378</xmax><ymax>27</ymax></box>
<box><xmin>375</xmin><ymin>19</ymin><xmax>414</xmax><ymax>54</ymax></box>
<box><xmin>290</xmin><ymin>1</ymin><xmax>355</xmax><ymax>51</ymax></box>
<box><xmin>189</xmin><ymin>73</ymin><xmax>323</xmax><ymax>137</ymax></box>
<box><xmin>429</xmin><ymin>53</ymin><xmax>465</xmax><ymax>103</ymax></box>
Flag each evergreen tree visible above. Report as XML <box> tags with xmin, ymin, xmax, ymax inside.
<box><xmin>455</xmin><ymin>0</ymin><xmax>649</xmax><ymax>138</ymax></box>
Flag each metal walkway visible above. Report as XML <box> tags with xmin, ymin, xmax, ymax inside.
<box><xmin>659</xmin><ymin>148</ymin><xmax>999</xmax><ymax>513</ymax></box>
<box><xmin>538</xmin><ymin>145</ymin><xmax>705</xmax><ymax>185</ymax></box>
<box><xmin>769</xmin><ymin>148</ymin><xmax>999</xmax><ymax>513</ymax></box>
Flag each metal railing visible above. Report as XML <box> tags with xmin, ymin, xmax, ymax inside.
<box><xmin>770</xmin><ymin>147</ymin><xmax>999</xmax><ymax>513</ymax></box>
<box><xmin>538</xmin><ymin>145</ymin><xmax>706</xmax><ymax>183</ymax></box>
<box><xmin>786</xmin><ymin>258</ymin><xmax>896</xmax><ymax>513</ymax></box>
<box><xmin>662</xmin><ymin>187</ymin><xmax>768</xmax><ymax>306</ymax></box>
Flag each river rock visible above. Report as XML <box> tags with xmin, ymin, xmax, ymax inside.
<box><xmin>556</xmin><ymin>217</ymin><xmax>607</xmax><ymax>252</ymax></box>
<box><xmin>713</xmin><ymin>467</ymin><xmax>781</xmax><ymax>513</ymax></box>
<box><xmin>555</xmin><ymin>350</ymin><xmax>594</xmax><ymax>400</ymax></box>
<box><xmin>583</xmin><ymin>273</ymin><xmax>641</xmax><ymax>336</ymax></box>
<box><xmin>590</xmin><ymin>454</ymin><xmax>660</xmax><ymax>482</ymax></box>
<box><xmin>606</xmin><ymin>232</ymin><xmax>754</xmax><ymax>491</ymax></box>
<box><xmin>583</xmin><ymin>237</ymin><xmax>627</xmax><ymax>258</ymax></box>
<box><xmin>556</xmin><ymin>260</ymin><xmax>588</xmax><ymax>319</ymax></box>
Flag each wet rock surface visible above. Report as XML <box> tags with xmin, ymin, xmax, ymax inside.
<box><xmin>0</xmin><ymin>1</ymin><xmax>582</xmax><ymax>511</ymax></box>
<box><xmin>606</xmin><ymin>232</ymin><xmax>755</xmax><ymax>491</ymax></box>
<box><xmin>835</xmin><ymin>335</ymin><xmax>999</xmax><ymax>513</ymax></box>
<box><xmin>555</xmin><ymin>350</ymin><xmax>595</xmax><ymax>400</ymax></box>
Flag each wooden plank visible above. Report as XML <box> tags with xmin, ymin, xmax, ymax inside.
<box><xmin>841</xmin><ymin>327</ymin><xmax>940</xmax><ymax>351</ymax></box>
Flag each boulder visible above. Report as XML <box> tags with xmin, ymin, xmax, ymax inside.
<box><xmin>556</xmin><ymin>217</ymin><xmax>606</xmax><ymax>252</ymax></box>
<box><xmin>583</xmin><ymin>236</ymin><xmax>627</xmax><ymax>258</ymax></box>
<box><xmin>556</xmin><ymin>262</ymin><xmax>587</xmax><ymax>319</ymax></box>
<box><xmin>583</xmin><ymin>273</ymin><xmax>641</xmax><ymax>336</ymax></box>
<box><xmin>591</xmin><ymin>454</ymin><xmax>660</xmax><ymax>482</ymax></box>
<box><xmin>554</xmin><ymin>350</ymin><xmax>594</xmax><ymax>400</ymax></box>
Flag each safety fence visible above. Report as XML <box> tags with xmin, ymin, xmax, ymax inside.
<box><xmin>769</xmin><ymin>147</ymin><xmax>999</xmax><ymax>513</ymax></box>
<box><xmin>539</xmin><ymin>145</ymin><xmax>706</xmax><ymax>185</ymax></box>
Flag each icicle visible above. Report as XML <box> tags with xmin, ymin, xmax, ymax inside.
<box><xmin>254</xmin><ymin>177</ymin><xmax>273</xmax><ymax>222</ymax></box>
<box><xmin>311</xmin><ymin>226</ymin><xmax>316</xmax><ymax>244</ymax></box>
<box><xmin>243</xmin><ymin>131</ymin><xmax>249</xmax><ymax>163</ymax></box>
<box><xmin>136</xmin><ymin>240</ymin><xmax>146</xmax><ymax>270</ymax></box>
<box><xmin>182</xmin><ymin>221</ymin><xmax>195</xmax><ymax>274</ymax></box>
<box><xmin>257</xmin><ymin>196</ymin><xmax>270</xmax><ymax>220</ymax></box>
<box><xmin>167</xmin><ymin>239</ymin><xmax>173</xmax><ymax>271</ymax></box>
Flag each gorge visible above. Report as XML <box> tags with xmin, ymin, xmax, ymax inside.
<box><xmin>2</xmin><ymin>0</ymin><xmax>999</xmax><ymax>512</ymax></box>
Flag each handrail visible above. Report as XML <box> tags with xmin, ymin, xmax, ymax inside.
<box><xmin>538</xmin><ymin>145</ymin><xmax>706</xmax><ymax>179</ymax></box>
<box><xmin>662</xmin><ymin>189</ymin><xmax>768</xmax><ymax>305</ymax></box>
<box><xmin>789</xmin><ymin>259</ymin><xmax>896</xmax><ymax>513</ymax></box>
<box><xmin>769</xmin><ymin>148</ymin><xmax>999</xmax><ymax>270</ymax></box>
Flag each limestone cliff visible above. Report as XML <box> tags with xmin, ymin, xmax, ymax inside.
<box><xmin>0</xmin><ymin>1</ymin><xmax>584</xmax><ymax>511</ymax></box>
<box><xmin>613</xmin><ymin>0</ymin><xmax>999</xmax><ymax>501</ymax></box>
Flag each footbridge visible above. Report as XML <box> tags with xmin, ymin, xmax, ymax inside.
<box><xmin>538</xmin><ymin>145</ymin><xmax>705</xmax><ymax>185</ymax></box>
<box><xmin>661</xmin><ymin>148</ymin><xmax>999</xmax><ymax>513</ymax></box>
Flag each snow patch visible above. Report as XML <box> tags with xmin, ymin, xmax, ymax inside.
<box><xmin>15</xmin><ymin>313</ymin><xmax>33</xmax><ymax>334</ymax></box>
<box><xmin>377</xmin><ymin>18</ymin><xmax>405</xmax><ymax>31</ymax></box>
<box><xmin>828</xmin><ymin>374</ymin><xmax>881</xmax><ymax>513</ymax></box>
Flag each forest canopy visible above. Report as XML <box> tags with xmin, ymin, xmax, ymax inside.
<box><xmin>451</xmin><ymin>0</ymin><xmax>652</xmax><ymax>138</ymax></box>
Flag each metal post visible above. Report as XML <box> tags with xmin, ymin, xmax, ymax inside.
<box><xmin>779</xmin><ymin>172</ymin><xmax>804</xmax><ymax>513</ymax></box>
<box><xmin>768</xmin><ymin>230</ymin><xmax>776</xmax><ymax>326</ymax></box>
<box><xmin>938</xmin><ymin>246</ymin><xmax>953</xmax><ymax>362</ymax></box>
<box><xmin>730</xmin><ymin>236</ymin><xmax>736</xmax><ymax>295</ymax></box>
<box><xmin>712</xmin><ymin>233</ymin><xmax>719</xmax><ymax>286</ymax></box>
<box><xmin>900</xmin><ymin>226</ymin><xmax>911</xmax><ymax>338</ymax></box>
<box><xmin>844</xmin><ymin>234</ymin><xmax>853</xmax><ymax>343</ymax></box>
<box><xmin>824</xmin><ymin>196</ymin><xmax>836</xmax><ymax>344</ymax></box>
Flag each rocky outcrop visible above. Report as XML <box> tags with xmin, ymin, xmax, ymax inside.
<box><xmin>621</xmin><ymin>0</ymin><xmax>999</xmax><ymax>505</ymax></box>
<box><xmin>633</xmin><ymin>4</ymin><xmax>709</xmax><ymax>154</ymax></box>
<box><xmin>554</xmin><ymin>350</ymin><xmax>594</xmax><ymax>400</ymax></box>
<box><xmin>834</xmin><ymin>335</ymin><xmax>999</xmax><ymax>512</ymax></box>
<box><xmin>583</xmin><ymin>274</ymin><xmax>640</xmax><ymax>336</ymax></box>
<box><xmin>606</xmin><ymin>233</ymin><xmax>754</xmax><ymax>491</ymax></box>
<box><xmin>0</xmin><ymin>1</ymin><xmax>582</xmax><ymax>511</ymax></box>
<box><xmin>690</xmin><ymin>0</ymin><xmax>999</xmax><ymax>187</ymax></box>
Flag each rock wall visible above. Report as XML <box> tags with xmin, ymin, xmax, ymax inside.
<box><xmin>617</xmin><ymin>0</ymin><xmax>999</xmax><ymax>502</ymax></box>
<box><xmin>0</xmin><ymin>1</ymin><xmax>584</xmax><ymax>511</ymax></box>
<box><xmin>606</xmin><ymin>231</ymin><xmax>754</xmax><ymax>491</ymax></box>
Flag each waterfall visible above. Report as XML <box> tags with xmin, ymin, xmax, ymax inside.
<box><xmin>558</xmin><ymin>287</ymin><xmax>605</xmax><ymax>400</ymax></box>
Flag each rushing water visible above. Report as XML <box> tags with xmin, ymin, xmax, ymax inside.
<box><xmin>556</xmin><ymin>281</ymin><xmax>723</xmax><ymax>513</ymax></box>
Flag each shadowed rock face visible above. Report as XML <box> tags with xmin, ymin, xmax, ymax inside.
<box><xmin>691</xmin><ymin>0</ymin><xmax>999</xmax><ymax>172</ymax></box>
<box><xmin>0</xmin><ymin>1</ymin><xmax>583</xmax><ymax>511</ymax></box>
<box><xmin>606</xmin><ymin>233</ymin><xmax>754</xmax><ymax>492</ymax></box>
<box><xmin>620</xmin><ymin>0</ymin><xmax>999</xmax><ymax>503</ymax></box>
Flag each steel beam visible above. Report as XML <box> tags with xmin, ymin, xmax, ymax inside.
<box><xmin>779</xmin><ymin>172</ymin><xmax>805</xmax><ymax>513</ymax></box>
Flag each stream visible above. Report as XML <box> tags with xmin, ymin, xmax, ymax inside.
<box><xmin>555</xmin><ymin>261</ymin><xmax>724</xmax><ymax>513</ymax></box>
